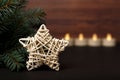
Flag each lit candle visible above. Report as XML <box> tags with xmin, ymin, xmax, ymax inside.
<box><xmin>88</xmin><ymin>33</ymin><xmax>101</xmax><ymax>47</ymax></box>
<box><xmin>64</xmin><ymin>33</ymin><xmax>74</xmax><ymax>46</ymax></box>
<box><xmin>75</xmin><ymin>33</ymin><xmax>87</xmax><ymax>46</ymax></box>
<box><xmin>102</xmin><ymin>33</ymin><xmax>116</xmax><ymax>47</ymax></box>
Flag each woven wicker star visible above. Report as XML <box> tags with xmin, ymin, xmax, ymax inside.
<box><xmin>19</xmin><ymin>24</ymin><xmax>69</xmax><ymax>71</ymax></box>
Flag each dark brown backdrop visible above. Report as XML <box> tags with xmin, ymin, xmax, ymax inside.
<box><xmin>27</xmin><ymin>0</ymin><xmax>120</xmax><ymax>41</ymax></box>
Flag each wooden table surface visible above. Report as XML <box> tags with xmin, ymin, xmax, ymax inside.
<box><xmin>1</xmin><ymin>44</ymin><xmax>120</xmax><ymax>80</ymax></box>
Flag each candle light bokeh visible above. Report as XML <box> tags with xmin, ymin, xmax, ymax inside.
<box><xmin>75</xmin><ymin>33</ymin><xmax>87</xmax><ymax>46</ymax></box>
<box><xmin>88</xmin><ymin>33</ymin><xmax>101</xmax><ymax>47</ymax></box>
<box><xmin>64</xmin><ymin>33</ymin><xmax>116</xmax><ymax>47</ymax></box>
<box><xmin>102</xmin><ymin>33</ymin><xmax>116</xmax><ymax>47</ymax></box>
<box><xmin>64</xmin><ymin>33</ymin><xmax>74</xmax><ymax>46</ymax></box>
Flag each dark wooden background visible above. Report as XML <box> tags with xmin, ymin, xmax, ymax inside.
<box><xmin>27</xmin><ymin>0</ymin><xmax>120</xmax><ymax>41</ymax></box>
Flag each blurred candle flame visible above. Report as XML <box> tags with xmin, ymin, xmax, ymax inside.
<box><xmin>106</xmin><ymin>33</ymin><xmax>112</xmax><ymax>41</ymax></box>
<box><xmin>64</xmin><ymin>33</ymin><xmax>70</xmax><ymax>40</ymax></box>
<box><xmin>92</xmin><ymin>33</ymin><xmax>98</xmax><ymax>41</ymax></box>
<box><xmin>78</xmin><ymin>33</ymin><xmax>84</xmax><ymax>40</ymax></box>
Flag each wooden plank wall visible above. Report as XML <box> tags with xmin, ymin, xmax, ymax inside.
<box><xmin>27</xmin><ymin>0</ymin><xmax>120</xmax><ymax>41</ymax></box>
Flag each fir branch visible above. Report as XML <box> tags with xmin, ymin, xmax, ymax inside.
<box><xmin>3</xmin><ymin>49</ymin><xmax>26</xmax><ymax>71</ymax></box>
<box><xmin>0</xmin><ymin>54</ymin><xmax>3</xmax><ymax>66</ymax></box>
<box><xmin>24</xmin><ymin>8</ymin><xmax>46</xmax><ymax>26</ymax></box>
<box><xmin>0</xmin><ymin>0</ymin><xmax>46</xmax><ymax>71</ymax></box>
<box><xmin>0</xmin><ymin>0</ymin><xmax>18</xmax><ymax>16</ymax></box>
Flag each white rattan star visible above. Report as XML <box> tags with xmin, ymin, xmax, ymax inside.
<box><xmin>19</xmin><ymin>24</ymin><xmax>69</xmax><ymax>71</ymax></box>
